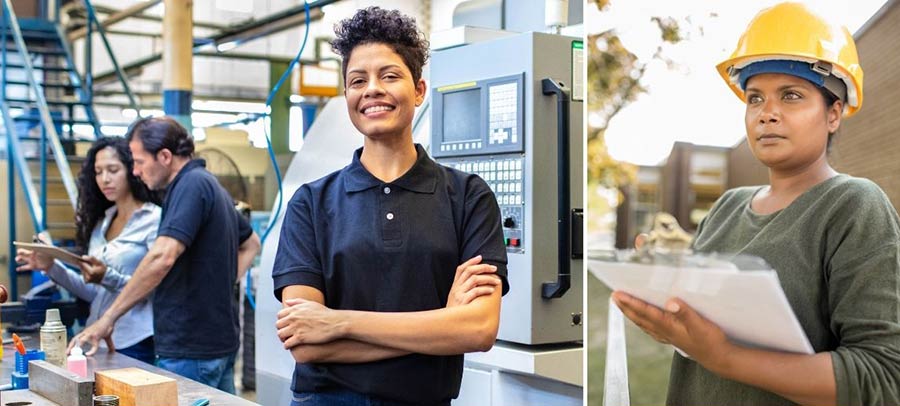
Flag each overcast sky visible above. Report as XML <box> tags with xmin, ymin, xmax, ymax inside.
<box><xmin>586</xmin><ymin>0</ymin><xmax>890</xmax><ymax>166</ymax></box>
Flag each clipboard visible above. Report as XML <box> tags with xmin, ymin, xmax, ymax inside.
<box><xmin>588</xmin><ymin>252</ymin><xmax>814</xmax><ymax>355</ymax></box>
<box><xmin>13</xmin><ymin>241</ymin><xmax>89</xmax><ymax>266</ymax></box>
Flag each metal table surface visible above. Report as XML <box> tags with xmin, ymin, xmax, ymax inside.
<box><xmin>0</xmin><ymin>334</ymin><xmax>259</xmax><ymax>406</ymax></box>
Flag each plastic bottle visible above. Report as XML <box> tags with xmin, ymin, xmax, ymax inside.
<box><xmin>40</xmin><ymin>308</ymin><xmax>67</xmax><ymax>368</ymax></box>
<box><xmin>67</xmin><ymin>345</ymin><xmax>87</xmax><ymax>377</ymax></box>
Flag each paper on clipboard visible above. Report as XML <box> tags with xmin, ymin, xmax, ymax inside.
<box><xmin>13</xmin><ymin>241</ymin><xmax>89</xmax><ymax>266</ymax></box>
<box><xmin>588</xmin><ymin>259</ymin><xmax>814</xmax><ymax>355</ymax></box>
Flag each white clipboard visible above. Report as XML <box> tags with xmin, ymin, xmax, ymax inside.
<box><xmin>14</xmin><ymin>241</ymin><xmax>89</xmax><ymax>267</ymax></box>
<box><xmin>588</xmin><ymin>258</ymin><xmax>814</xmax><ymax>355</ymax></box>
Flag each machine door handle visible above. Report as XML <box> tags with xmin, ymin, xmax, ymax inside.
<box><xmin>541</xmin><ymin>78</ymin><xmax>572</xmax><ymax>300</ymax></box>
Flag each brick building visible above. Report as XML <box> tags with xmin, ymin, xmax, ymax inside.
<box><xmin>831</xmin><ymin>0</ymin><xmax>900</xmax><ymax>209</ymax></box>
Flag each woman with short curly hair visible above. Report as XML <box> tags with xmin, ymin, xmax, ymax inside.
<box><xmin>16</xmin><ymin>137</ymin><xmax>162</xmax><ymax>365</ymax></box>
<box><xmin>272</xmin><ymin>7</ymin><xmax>509</xmax><ymax>406</ymax></box>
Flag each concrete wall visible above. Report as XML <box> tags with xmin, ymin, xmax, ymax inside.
<box><xmin>831</xmin><ymin>1</ymin><xmax>900</xmax><ymax>209</ymax></box>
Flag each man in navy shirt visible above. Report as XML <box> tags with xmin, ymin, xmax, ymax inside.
<box><xmin>73</xmin><ymin>117</ymin><xmax>261</xmax><ymax>393</ymax></box>
<box><xmin>273</xmin><ymin>7</ymin><xmax>508</xmax><ymax>406</ymax></box>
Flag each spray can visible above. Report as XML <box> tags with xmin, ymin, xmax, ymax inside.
<box><xmin>40</xmin><ymin>308</ymin><xmax>67</xmax><ymax>368</ymax></box>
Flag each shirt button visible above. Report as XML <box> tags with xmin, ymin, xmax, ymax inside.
<box><xmin>386</xmin><ymin>212</ymin><xmax>395</xmax><ymax>220</ymax></box>
<box><xmin>383</xmin><ymin>186</ymin><xmax>391</xmax><ymax>194</ymax></box>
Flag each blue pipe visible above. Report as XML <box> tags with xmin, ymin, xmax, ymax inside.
<box><xmin>246</xmin><ymin>0</ymin><xmax>311</xmax><ymax>310</ymax></box>
<box><xmin>2</xmin><ymin>5</ymin><xmax>16</xmax><ymax>300</ymax></box>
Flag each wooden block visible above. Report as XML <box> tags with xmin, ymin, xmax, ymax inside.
<box><xmin>94</xmin><ymin>367</ymin><xmax>178</xmax><ymax>406</ymax></box>
<box><xmin>28</xmin><ymin>360</ymin><xmax>94</xmax><ymax>406</ymax></box>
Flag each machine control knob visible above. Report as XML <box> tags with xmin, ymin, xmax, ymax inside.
<box><xmin>503</xmin><ymin>217</ymin><xmax>516</xmax><ymax>228</ymax></box>
<box><xmin>571</xmin><ymin>312</ymin><xmax>583</xmax><ymax>326</ymax></box>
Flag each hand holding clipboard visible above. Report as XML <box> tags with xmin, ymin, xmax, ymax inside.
<box><xmin>14</xmin><ymin>235</ymin><xmax>110</xmax><ymax>284</ymax></box>
<box><xmin>14</xmin><ymin>236</ymin><xmax>89</xmax><ymax>269</ymax></box>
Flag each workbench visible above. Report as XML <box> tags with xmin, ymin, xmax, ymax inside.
<box><xmin>0</xmin><ymin>335</ymin><xmax>260</xmax><ymax>406</ymax></box>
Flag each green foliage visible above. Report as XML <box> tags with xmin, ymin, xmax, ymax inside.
<box><xmin>590</xmin><ymin>0</ymin><xmax>610</xmax><ymax>11</ymax></box>
<box><xmin>652</xmin><ymin>17</ymin><xmax>682</xmax><ymax>43</ymax></box>
<box><xmin>588</xmin><ymin>129</ymin><xmax>636</xmax><ymax>191</ymax></box>
<box><xmin>587</xmin><ymin>1</ymin><xmax>686</xmax><ymax>190</ymax></box>
<box><xmin>587</xmin><ymin>32</ymin><xmax>645</xmax><ymax>137</ymax></box>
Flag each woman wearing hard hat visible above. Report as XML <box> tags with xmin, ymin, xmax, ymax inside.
<box><xmin>613</xmin><ymin>3</ymin><xmax>900</xmax><ymax>406</ymax></box>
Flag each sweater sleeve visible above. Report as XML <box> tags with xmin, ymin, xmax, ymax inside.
<box><xmin>826</xmin><ymin>182</ymin><xmax>900</xmax><ymax>406</ymax></box>
<box><xmin>44</xmin><ymin>260</ymin><xmax>99</xmax><ymax>302</ymax></box>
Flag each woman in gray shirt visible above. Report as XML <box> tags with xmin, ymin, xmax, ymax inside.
<box><xmin>613</xmin><ymin>3</ymin><xmax>899</xmax><ymax>406</ymax></box>
<box><xmin>16</xmin><ymin>137</ymin><xmax>161</xmax><ymax>364</ymax></box>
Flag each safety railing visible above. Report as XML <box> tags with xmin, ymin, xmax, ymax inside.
<box><xmin>3</xmin><ymin>0</ymin><xmax>80</xmax><ymax>300</ymax></box>
<box><xmin>82</xmin><ymin>0</ymin><xmax>141</xmax><ymax>115</ymax></box>
<box><xmin>2</xmin><ymin>0</ymin><xmax>79</xmax><ymax>211</ymax></box>
<box><xmin>604</xmin><ymin>297</ymin><xmax>631</xmax><ymax>406</ymax></box>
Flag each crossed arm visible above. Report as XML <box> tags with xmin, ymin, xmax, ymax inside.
<box><xmin>276</xmin><ymin>256</ymin><xmax>503</xmax><ymax>364</ymax></box>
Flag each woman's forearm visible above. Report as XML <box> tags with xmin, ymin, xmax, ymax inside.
<box><xmin>45</xmin><ymin>261</ymin><xmax>98</xmax><ymax>301</ymax></box>
<box><xmin>291</xmin><ymin>339</ymin><xmax>410</xmax><ymax>364</ymax></box>
<box><xmin>712</xmin><ymin>345</ymin><xmax>836</xmax><ymax>406</ymax></box>
<box><xmin>337</xmin><ymin>289</ymin><xmax>502</xmax><ymax>355</ymax></box>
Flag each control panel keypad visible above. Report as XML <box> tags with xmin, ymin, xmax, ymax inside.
<box><xmin>443</xmin><ymin>156</ymin><xmax>525</xmax><ymax>253</ymax></box>
<box><xmin>488</xmin><ymin>82</ymin><xmax>519</xmax><ymax>146</ymax></box>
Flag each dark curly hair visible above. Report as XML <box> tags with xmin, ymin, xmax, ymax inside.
<box><xmin>332</xmin><ymin>7</ymin><xmax>430</xmax><ymax>83</ymax></box>
<box><xmin>75</xmin><ymin>137</ymin><xmax>163</xmax><ymax>252</ymax></box>
<box><xmin>125</xmin><ymin>116</ymin><xmax>195</xmax><ymax>158</ymax></box>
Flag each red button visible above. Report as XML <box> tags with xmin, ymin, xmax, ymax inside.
<box><xmin>510</xmin><ymin>238</ymin><xmax>519</xmax><ymax>247</ymax></box>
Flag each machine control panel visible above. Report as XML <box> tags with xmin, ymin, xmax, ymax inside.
<box><xmin>442</xmin><ymin>155</ymin><xmax>525</xmax><ymax>254</ymax></box>
<box><xmin>432</xmin><ymin>74</ymin><xmax>525</xmax><ymax>158</ymax></box>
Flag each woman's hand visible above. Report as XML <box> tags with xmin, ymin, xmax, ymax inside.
<box><xmin>447</xmin><ymin>255</ymin><xmax>501</xmax><ymax>307</ymax></box>
<box><xmin>78</xmin><ymin>256</ymin><xmax>108</xmax><ymax>284</ymax></box>
<box><xmin>276</xmin><ymin>298</ymin><xmax>346</xmax><ymax>347</ymax></box>
<box><xmin>612</xmin><ymin>291</ymin><xmax>734</xmax><ymax>372</ymax></box>
<box><xmin>14</xmin><ymin>248</ymin><xmax>54</xmax><ymax>272</ymax></box>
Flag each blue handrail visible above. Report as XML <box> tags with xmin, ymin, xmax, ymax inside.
<box><xmin>2</xmin><ymin>0</ymin><xmax>14</xmax><ymax>301</ymax></box>
<box><xmin>2</xmin><ymin>0</ymin><xmax>83</xmax><ymax>300</ymax></box>
<box><xmin>1</xmin><ymin>0</ymin><xmax>78</xmax><ymax>211</ymax></box>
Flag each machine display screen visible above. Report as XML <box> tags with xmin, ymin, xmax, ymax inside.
<box><xmin>441</xmin><ymin>88</ymin><xmax>481</xmax><ymax>142</ymax></box>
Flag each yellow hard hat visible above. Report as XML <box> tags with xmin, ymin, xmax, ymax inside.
<box><xmin>716</xmin><ymin>2</ymin><xmax>864</xmax><ymax>117</ymax></box>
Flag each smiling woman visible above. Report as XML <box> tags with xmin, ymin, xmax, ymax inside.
<box><xmin>611</xmin><ymin>3</ymin><xmax>900</xmax><ymax>406</ymax></box>
<box><xmin>342</xmin><ymin>42</ymin><xmax>425</xmax><ymax>142</ymax></box>
<box><xmin>271</xmin><ymin>6</ymin><xmax>509</xmax><ymax>406</ymax></box>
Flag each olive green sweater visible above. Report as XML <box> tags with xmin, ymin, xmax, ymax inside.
<box><xmin>667</xmin><ymin>175</ymin><xmax>900</xmax><ymax>406</ymax></box>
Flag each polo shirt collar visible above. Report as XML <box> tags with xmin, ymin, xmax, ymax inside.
<box><xmin>169</xmin><ymin>159</ymin><xmax>206</xmax><ymax>188</ymax></box>
<box><xmin>343</xmin><ymin>144</ymin><xmax>437</xmax><ymax>194</ymax></box>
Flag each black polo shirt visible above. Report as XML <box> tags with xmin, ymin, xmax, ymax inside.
<box><xmin>155</xmin><ymin>159</ymin><xmax>252</xmax><ymax>358</ymax></box>
<box><xmin>272</xmin><ymin>144</ymin><xmax>509</xmax><ymax>405</ymax></box>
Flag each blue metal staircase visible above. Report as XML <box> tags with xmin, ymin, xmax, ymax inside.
<box><xmin>2</xmin><ymin>0</ymin><xmax>139</xmax><ymax>300</ymax></box>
